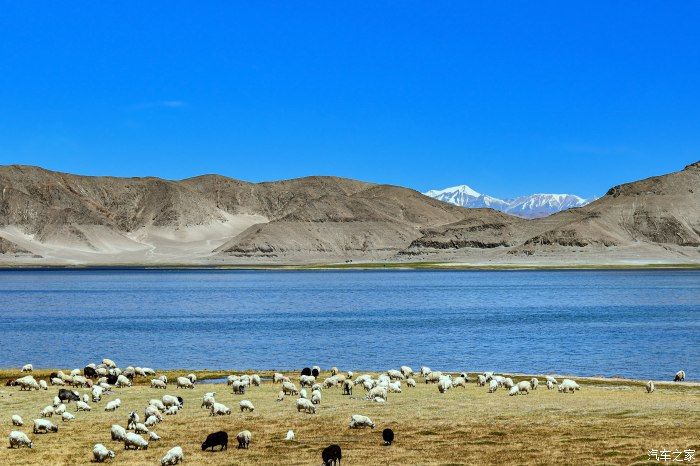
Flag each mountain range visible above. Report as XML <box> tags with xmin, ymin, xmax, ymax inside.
<box><xmin>0</xmin><ymin>161</ymin><xmax>698</xmax><ymax>266</ymax></box>
<box><xmin>423</xmin><ymin>185</ymin><xmax>590</xmax><ymax>218</ymax></box>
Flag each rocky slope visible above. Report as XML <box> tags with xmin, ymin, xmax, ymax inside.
<box><xmin>0</xmin><ymin>162</ymin><xmax>698</xmax><ymax>265</ymax></box>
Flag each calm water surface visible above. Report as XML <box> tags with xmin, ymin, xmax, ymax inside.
<box><xmin>0</xmin><ymin>270</ymin><xmax>697</xmax><ymax>380</ymax></box>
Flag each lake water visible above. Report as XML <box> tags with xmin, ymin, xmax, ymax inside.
<box><xmin>0</xmin><ymin>269</ymin><xmax>697</xmax><ymax>381</ymax></box>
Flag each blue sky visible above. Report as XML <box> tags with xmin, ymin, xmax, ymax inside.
<box><xmin>1</xmin><ymin>2</ymin><xmax>698</xmax><ymax>199</ymax></box>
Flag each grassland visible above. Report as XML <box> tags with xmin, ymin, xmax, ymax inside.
<box><xmin>1</xmin><ymin>369</ymin><xmax>698</xmax><ymax>465</ymax></box>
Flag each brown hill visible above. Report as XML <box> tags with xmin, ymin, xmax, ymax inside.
<box><xmin>0</xmin><ymin>162</ymin><xmax>698</xmax><ymax>265</ymax></box>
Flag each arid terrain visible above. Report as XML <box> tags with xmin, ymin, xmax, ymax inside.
<box><xmin>1</xmin><ymin>369</ymin><xmax>698</xmax><ymax>465</ymax></box>
<box><xmin>0</xmin><ymin>161</ymin><xmax>698</xmax><ymax>266</ymax></box>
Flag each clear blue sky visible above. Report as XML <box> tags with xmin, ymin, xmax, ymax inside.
<box><xmin>1</xmin><ymin>2</ymin><xmax>698</xmax><ymax>199</ymax></box>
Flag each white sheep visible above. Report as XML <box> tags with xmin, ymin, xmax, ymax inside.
<box><xmin>145</xmin><ymin>405</ymin><xmax>161</xmax><ymax>419</ymax></box>
<box><xmin>296</xmin><ymin>398</ymin><xmax>316</xmax><ymax>414</ymax></box>
<box><xmin>54</xmin><ymin>404</ymin><xmax>66</xmax><ymax>415</ymax></box>
<box><xmin>545</xmin><ymin>375</ymin><xmax>558</xmax><ymax>385</ymax></box>
<box><xmin>33</xmin><ymin>418</ymin><xmax>58</xmax><ymax>433</ymax></box>
<box><xmin>387</xmin><ymin>369</ymin><xmax>405</xmax><ymax>380</ymax></box>
<box><xmin>276</xmin><ymin>391</ymin><xmax>285</xmax><ymax>402</ymax></box>
<box><xmin>143</xmin><ymin>368</ymin><xmax>156</xmax><ymax>376</ymax></box>
<box><xmin>251</xmin><ymin>374</ymin><xmax>262</xmax><ymax>386</ymax></box>
<box><xmin>151</xmin><ymin>379</ymin><xmax>167</xmax><ymax>389</ymax></box>
<box><xmin>149</xmin><ymin>431</ymin><xmax>161</xmax><ymax>441</ymax></box>
<box><xmin>158</xmin><ymin>375</ymin><xmax>168</xmax><ymax>383</ymax></box>
<box><xmin>508</xmin><ymin>385</ymin><xmax>519</xmax><ymax>396</ymax></box>
<box><xmin>176</xmin><ymin>376</ymin><xmax>194</xmax><ymax>389</ymax></box>
<box><xmin>438</xmin><ymin>378</ymin><xmax>452</xmax><ymax>393</ymax></box>
<box><xmin>323</xmin><ymin>376</ymin><xmax>340</xmax><ymax>388</ymax></box>
<box><xmin>373</xmin><ymin>396</ymin><xmax>386</xmax><ymax>403</ymax></box>
<box><xmin>40</xmin><ymin>406</ymin><xmax>54</xmax><ymax>418</ymax></box>
<box><xmin>452</xmin><ymin>377</ymin><xmax>467</xmax><ymax>388</ymax></box>
<box><xmin>210</xmin><ymin>402</ymin><xmax>231</xmax><ymax>416</ymax></box>
<box><xmin>300</xmin><ymin>375</ymin><xmax>316</xmax><ymax>387</ymax></box>
<box><xmin>21</xmin><ymin>363</ymin><xmax>33</xmax><ymax>372</ymax></box>
<box><xmin>162</xmin><ymin>395</ymin><xmax>181</xmax><ymax>408</ymax></box>
<box><xmin>111</xmin><ymin>424</ymin><xmax>127</xmax><ymax>441</ymax></box>
<box><xmin>39</xmin><ymin>379</ymin><xmax>48</xmax><ymax>390</ymax></box>
<box><xmin>311</xmin><ymin>390</ymin><xmax>322</xmax><ymax>405</ymax></box>
<box><xmin>161</xmin><ymin>446</ymin><xmax>184</xmax><ymax>465</ymax></box>
<box><xmin>546</xmin><ymin>380</ymin><xmax>554</xmax><ymax>390</ymax></box>
<box><xmin>187</xmin><ymin>373</ymin><xmax>197</xmax><ymax>383</ymax></box>
<box><xmin>61</xmin><ymin>412</ymin><xmax>75</xmax><ymax>422</ymax></box>
<box><xmin>9</xmin><ymin>431</ymin><xmax>33</xmax><ymax>448</ymax></box>
<box><xmin>102</xmin><ymin>358</ymin><xmax>116</xmax><ymax>368</ymax></box>
<box><xmin>82</xmin><ymin>394</ymin><xmax>90</xmax><ymax>404</ymax></box>
<box><xmin>349</xmin><ymin>414</ymin><xmax>375</xmax><ymax>429</ymax></box>
<box><xmin>145</xmin><ymin>415</ymin><xmax>160</xmax><ymax>427</ymax></box>
<box><xmin>134</xmin><ymin>423</ymin><xmax>149</xmax><ymax>434</ymax></box>
<box><xmin>237</xmin><ymin>430</ymin><xmax>252</xmax><ymax>449</ymax></box>
<box><xmin>400</xmin><ymin>366</ymin><xmax>414</xmax><ymax>377</ymax></box>
<box><xmin>347</xmin><ymin>371</ymin><xmax>354</xmax><ymax>379</ymax></box>
<box><xmin>406</xmin><ymin>378</ymin><xmax>416</xmax><ymax>388</ymax></box>
<box><xmin>674</xmin><ymin>370</ymin><xmax>686</xmax><ymax>382</ymax></box>
<box><xmin>367</xmin><ymin>386</ymin><xmax>388</xmax><ymax>401</ymax></box>
<box><xmin>300</xmin><ymin>388</ymin><xmax>308</xmax><ymax>399</ymax></box>
<box><xmin>105</xmin><ymin>399</ymin><xmax>122</xmax><ymax>411</ymax></box>
<box><xmin>646</xmin><ymin>380</ymin><xmax>655</xmax><ymax>393</ymax></box>
<box><xmin>53</xmin><ymin>396</ymin><xmax>61</xmax><ymax>407</ymax></box>
<box><xmin>531</xmin><ymin>378</ymin><xmax>539</xmax><ymax>390</ymax></box>
<box><xmin>227</xmin><ymin>375</ymin><xmax>240</xmax><ymax>385</ymax></box>
<box><xmin>15</xmin><ymin>375</ymin><xmax>40</xmax><ymax>390</ymax></box>
<box><xmin>239</xmin><ymin>400</ymin><xmax>255</xmax><ymax>412</ymax></box>
<box><xmin>76</xmin><ymin>401</ymin><xmax>91</xmax><ymax>411</ymax></box>
<box><xmin>388</xmin><ymin>381</ymin><xmax>402</xmax><ymax>393</ymax></box>
<box><xmin>503</xmin><ymin>378</ymin><xmax>514</xmax><ymax>389</ymax></box>
<box><xmin>273</xmin><ymin>373</ymin><xmax>285</xmax><ymax>384</ymax></box>
<box><xmin>558</xmin><ymin>379</ymin><xmax>580</xmax><ymax>393</ymax></box>
<box><xmin>73</xmin><ymin>375</ymin><xmax>89</xmax><ymax>387</ymax></box>
<box><xmin>92</xmin><ymin>443</ymin><xmax>115</xmax><ymax>462</ymax></box>
<box><xmin>201</xmin><ymin>393</ymin><xmax>216</xmax><ymax>409</ymax></box>
<box><xmin>285</xmin><ymin>430</ymin><xmax>295</xmax><ymax>441</ymax></box>
<box><xmin>517</xmin><ymin>380</ymin><xmax>531</xmax><ymax>394</ymax></box>
<box><xmin>115</xmin><ymin>375</ymin><xmax>131</xmax><ymax>388</ymax></box>
<box><xmin>420</xmin><ymin>366</ymin><xmax>431</xmax><ymax>378</ymax></box>
<box><xmin>51</xmin><ymin>377</ymin><xmax>66</xmax><ymax>386</ymax></box>
<box><xmin>124</xmin><ymin>432</ymin><xmax>149</xmax><ymax>450</ymax></box>
<box><xmin>165</xmin><ymin>406</ymin><xmax>179</xmax><ymax>415</ymax></box>
<box><xmin>488</xmin><ymin>379</ymin><xmax>498</xmax><ymax>393</ymax></box>
<box><xmin>150</xmin><ymin>399</ymin><xmax>167</xmax><ymax>411</ymax></box>
<box><xmin>12</xmin><ymin>414</ymin><xmax>23</xmax><ymax>426</ymax></box>
<box><xmin>282</xmin><ymin>381</ymin><xmax>298</xmax><ymax>395</ymax></box>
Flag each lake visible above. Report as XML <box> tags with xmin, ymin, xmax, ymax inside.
<box><xmin>0</xmin><ymin>269</ymin><xmax>697</xmax><ymax>381</ymax></box>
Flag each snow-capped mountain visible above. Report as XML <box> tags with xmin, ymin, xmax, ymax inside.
<box><xmin>424</xmin><ymin>185</ymin><xmax>590</xmax><ymax>218</ymax></box>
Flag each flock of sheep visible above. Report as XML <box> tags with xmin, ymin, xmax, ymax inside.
<box><xmin>5</xmin><ymin>361</ymin><xmax>688</xmax><ymax>465</ymax></box>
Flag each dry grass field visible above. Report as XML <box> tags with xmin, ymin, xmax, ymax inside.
<box><xmin>1</xmin><ymin>369</ymin><xmax>698</xmax><ymax>465</ymax></box>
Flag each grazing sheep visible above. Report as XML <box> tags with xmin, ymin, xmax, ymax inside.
<box><xmin>240</xmin><ymin>400</ymin><xmax>255</xmax><ymax>412</ymax></box>
<box><xmin>202</xmin><ymin>431</ymin><xmax>228</xmax><ymax>451</ymax></box>
<box><xmin>282</xmin><ymin>381</ymin><xmax>299</xmax><ymax>395</ymax></box>
<box><xmin>124</xmin><ymin>432</ymin><xmax>148</xmax><ymax>450</ymax></box>
<box><xmin>59</xmin><ymin>388</ymin><xmax>80</xmax><ymax>403</ymax></box>
<box><xmin>531</xmin><ymin>378</ymin><xmax>539</xmax><ymax>390</ymax></box>
<box><xmin>145</xmin><ymin>405</ymin><xmax>162</xmax><ymax>420</ymax></box>
<box><xmin>105</xmin><ymin>399</ymin><xmax>122</xmax><ymax>411</ymax></box>
<box><xmin>300</xmin><ymin>375</ymin><xmax>316</xmax><ymax>387</ymax></box>
<box><xmin>347</xmin><ymin>371</ymin><xmax>353</xmax><ymax>379</ymax></box>
<box><xmin>237</xmin><ymin>430</ymin><xmax>252</xmax><ymax>449</ymax></box>
<box><xmin>15</xmin><ymin>375</ymin><xmax>40</xmax><ymax>390</ymax></box>
<box><xmin>150</xmin><ymin>399</ymin><xmax>167</xmax><ymax>411</ymax></box>
<box><xmin>149</xmin><ymin>431</ymin><xmax>161</xmax><ymax>441</ymax></box>
<box><xmin>437</xmin><ymin>378</ymin><xmax>451</xmax><ymax>393</ymax></box>
<box><xmin>93</xmin><ymin>443</ymin><xmax>115</xmax><ymax>462</ymax></box>
<box><xmin>12</xmin><ymin>414</ymin><xmax>23</xmax><ymax>426</ymax></box>
<box><xmin>76</xmin><ymin>401</ymin><xmax>91</xmax><ymax>411</ymax></box>
<box><xmin>21</xmin><ymin>363</ymin><xmax>33</xmax><ymax>372</ymax></box>
<box><xmin>311</xmin><ymin>390</ymin><xmax>322</xmax><ymax>405</ymax></box>
<box><xmin>452</xmin><ymin>376</ymin><xmax>467</xmax><ymax>388</ymax></box>
<box><xmin>388</xmin><ymin>381</ymin><xmax>402</xmax><ymax>393</ymax></box>
<box><xmin>38</xmin><ymin>379</ymin><xmax>48</xmax><ymax>390</ymax></box>
<box><xmin>323</xmin><ymin>376</ymin><xmax>341</xmax><ymax>388</ymax></box>
<box><xmin>53</xmin><ymin>396</ymin><xmax>61</xmax><ymax>407</ymax></box>
<box><xmin>349</xmin><ymin>414</ymin><xmax>375</xmax><ymax>429</ymax></box>
<box><xmin>508</xmin><ymin>385</ymin><xmax>519</xmax><ymax>396</ymax></box>
<box><xmin>374</xmin><ymin>396</ymin><xmax>386</xmax><ymax>403</ymax></box>
<box><xmin>646</xmin><ymin>380</ymin><xmax>655</xmax><ymax>393</ymax></box>
<box><xmin>160</xmin><ymin>446</ymin><xmax>184</xmax><ymax>465</ymax></box>
<box><xmin>151</xmin><ymin>379</ymin><xmax>167</xmax><ymax>389</ymax></box>
<box><xmin>545</xmin><ymin>375</ymin><xmax>558</xmax><ymax>385</ymax></box>
<box><xmin>210</xmin><ymin>402</ymin><xmax>231</xmax><ymax>416</ymax></box>
<box><xmin>176</xmin><ymin>376</ymin><xmax>194</xmax><ymax>389</ymax></box>
<box><xmin>158</xmin><ymin>375</ymin><xmax>167</xmax><ymax>383</ymax></box>
<box><xmin>406</xmin><ymin>378</ymin><xmax>416</xmax><ymax>388</ymax></box>
<box><xmin>300</xmin><ymin>388</ymin><xmax>308</xmax><ymax>399</ymax></box>
<box><xmin>72</xmin><ymin>375</ymin><xmax>89</xmax><ymax>387</ymax></box>
<box><xmin>273</xmin><ymin>373</ymin><xmax>285</xmax><ymax>383</ymax></box>
<box><xmin>517</xmin><ymin>381</ymin><xmax>531</xmax><ymax>394</ymax></box>
<box><xmin>301</xmin><ymin>367</ymin><xmax>312</xmax><ymax>377</ymax></box>
<box><xmin>285</xmin><ymin>430</ymin><xmax>295</xmax><ymax>441</ymax></box>
<box><xmin>420</xmin><ymin>366</ymin><xmax>431</xmax><ymax>378</ymax></box>
<box><xmin>546</xmin><ymin>380</ymin><xmax>554</xmax><ymax>390</ymax></box>
<box><xmin>102</xmin><ymin>358</ymin><xmax>116</xmax><ymax>368</ymax></box>
<box><xmin>134</xmin><ymin>422</ymin><xmax>148</xmax><ymax>434</ymax></box>
<box><xmin>330</xmin><ymin>366</ymin><xmax>339</xmax><ymax>376</ymax></box>
<box><xmin>322</xmin><ymin>444</ymin><xmax>342</xmax><ymax>466</ymax></box>
<box><xmin>162</xmin><ymin>395</ymin><xmax>182</xmax><ymax>408</ymax></box>
<box><xmin>82</xmin><ymin>393</ymin><xmax>90</xmax><ymax>403</ymax></box>
<box><xmin>92</xmin><ymin>386</ymin><xmax>104</xmax><ymax>402</ymax></box>
<box><xmin>40</xmin><ymin>406</ymin><xmax>54</xmax><ymax>418</ymax></box>
<box><xmin>231</xmin><ymin>380</ymin><xmax>246</xmax><ymax>395</ymax></box>
<box><xmin>127</xmin><ymin>411</ymin><xmax>140</xmax><ymax>430</ymax></box>
<box><xmin>367</xmin><ymin>386</ymin><xmax>388</xmax><ymax>401</ymax></box>
<box><xmin>227</xmin><ymin>375</ymin><xmax>239</xmax><ymax>385</ymax></box>
<box><xmin>503</xmin><ymin>378</ymin><xmax>514</xmax><ymax>389</ymax></box>
<box><xmin>387</xmin><ymin>369</ymin><xmax>405</xmax><ymax>380</ymax></box>
<box><xmin>342</xmin><ymin>379</ymin><xmax>353</xmax><ymax>395</ymax></box>
<box><xmin>400</xmin><ymin>366</ymin><xmax>414</xmax><ymax>378</ymax></box>
<box><xmin>251</xmin><ymin>374</ymin><xmax>262</xmax><ymax>386</ymax></box>
<box><xmin>201</xmin><ymin>393</ymin><xmax>216</xmax><ymax>409</ymax></box>
<box><xmin>477</xmin><ymin>375</ymin><xmax>486</xmax><ymax>387</ymax></box>
<box><xmin>165</xmin><ymin>406</ymin><xmax>179</xmax><ymax>415</ymax></box>
<box><xmin>558</xmin><ymin>379</ymin><xmax>581</xmax><ymax>393</ymax></box>
<box><xmin>383</xmin><ymin>428</ymin><xmax>395</xmax><ymax>445</ymax></box>
<box><xmin>51</xmin><ymin>377</ymin><xmax>66</xmax><ymax>386</ymax></box>
<box><xmin>186</xmin><ymin>373</ymin><xmax>197</xmax><ymax>383</ymax></box>
<box><xmin>276</xmin><ymin>391</ymin><xmax>285</xmax><ymax>402</ymax></box>
<box><xmin>493</xmin><ymin>375</ymin><xmax>506</xmax><ymax>387</ymax></box>
<box><xmin>115</xmin><ymin>375</ymin><xmax>131</xmax><ymax>388</ymax></box>
<box><xmin>484</xmin><ymin>371</ymin><xmax>494</xmax><ymax>381</ymax></box>
<box><xmin>33</xmin><ymin>418</ymin><xmax>59</xmax><ymax>434</ymax></box>
<box><xmin>84</xmin><ymin>366</ymin><xmax>98</xmax><ymax>378</ymax></box>
<box><xmin>8</xmin><ymin>431</ymin><xmax>33</xmax><ymax>449</ymax></box>
<box><xmin>145</xmin><ymin>415</ymin><xmax>160</xmax><ymax>427</ymax></box>
<box><xmin>674</xmin><ymin>370</ymin><xmax>686</xmax><ymax>382</ymax></box>
<box><xmin>111</xmin><ymin>424</ymin><xmax>127</xmax><ymax>441</ymax></box>
<box><xmin>61</xmin><ymin>412</ymin><xmax>75</xmax><ymax>422</ymax></box>
<box><xmin>54</xmin><ymin>404</ymin><xmax>66</xmax><ymax>415</ymax></box>
<box><xmin>488</xmin><ymin>379</ymin><xmax>498</xmax><ymax>393</ymax></box>
<box><xmin>296</xmin><ymin>398</ymin><xmax>316</xmax><ymax>414</ymax></box>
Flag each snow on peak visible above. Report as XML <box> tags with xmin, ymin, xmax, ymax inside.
<box><xmin>424</xmin><ymin>184</ymin><xmax>481</xmax><ymax>198</ymax></box>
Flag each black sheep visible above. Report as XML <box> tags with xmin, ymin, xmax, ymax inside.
<box><xmin>201</xmin><ymin>431</ymin><xmax>228</xmax><ymax>451</ymax></box>
<box><xmin>301</xmin><ymin>367</ymin><xmax>312</xmax><ymax>376</ymax></box>
<box><xmin>312</xmin><ymin>368</ymin><xmax>320</xmax><ymax>378</ymax></box>
<box><xmin>382</xmin><ymin>428</ymin><xmax>394</xmax><ymax>445</ymax></box>
<box><xmin>58</xmin><ymin>388</ymin><xmax>80</xmax><ymax>403</ymax></box>
<box><xmin>177</xmin><ymin>396</ymin><xmax>184</xmax><ymax>407</ymax></box>
<box><xmin>83</xmin><ymin>366</ymin><xmax>97</xmax><ymax>378</ymax></box>
<box><xmin>322</xmin><ymin>444</ymin><xmax>342</xmax><ymax>465</ymax></box>
<box><xmin>105</xmin><ymin>374</ymin><xmax>118</xmax><ymax>385</ymax></box>
<box><xmin>49</xmin><ymin>372</ymin><xmax>59</xmax><ymax>381</ymax></box>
